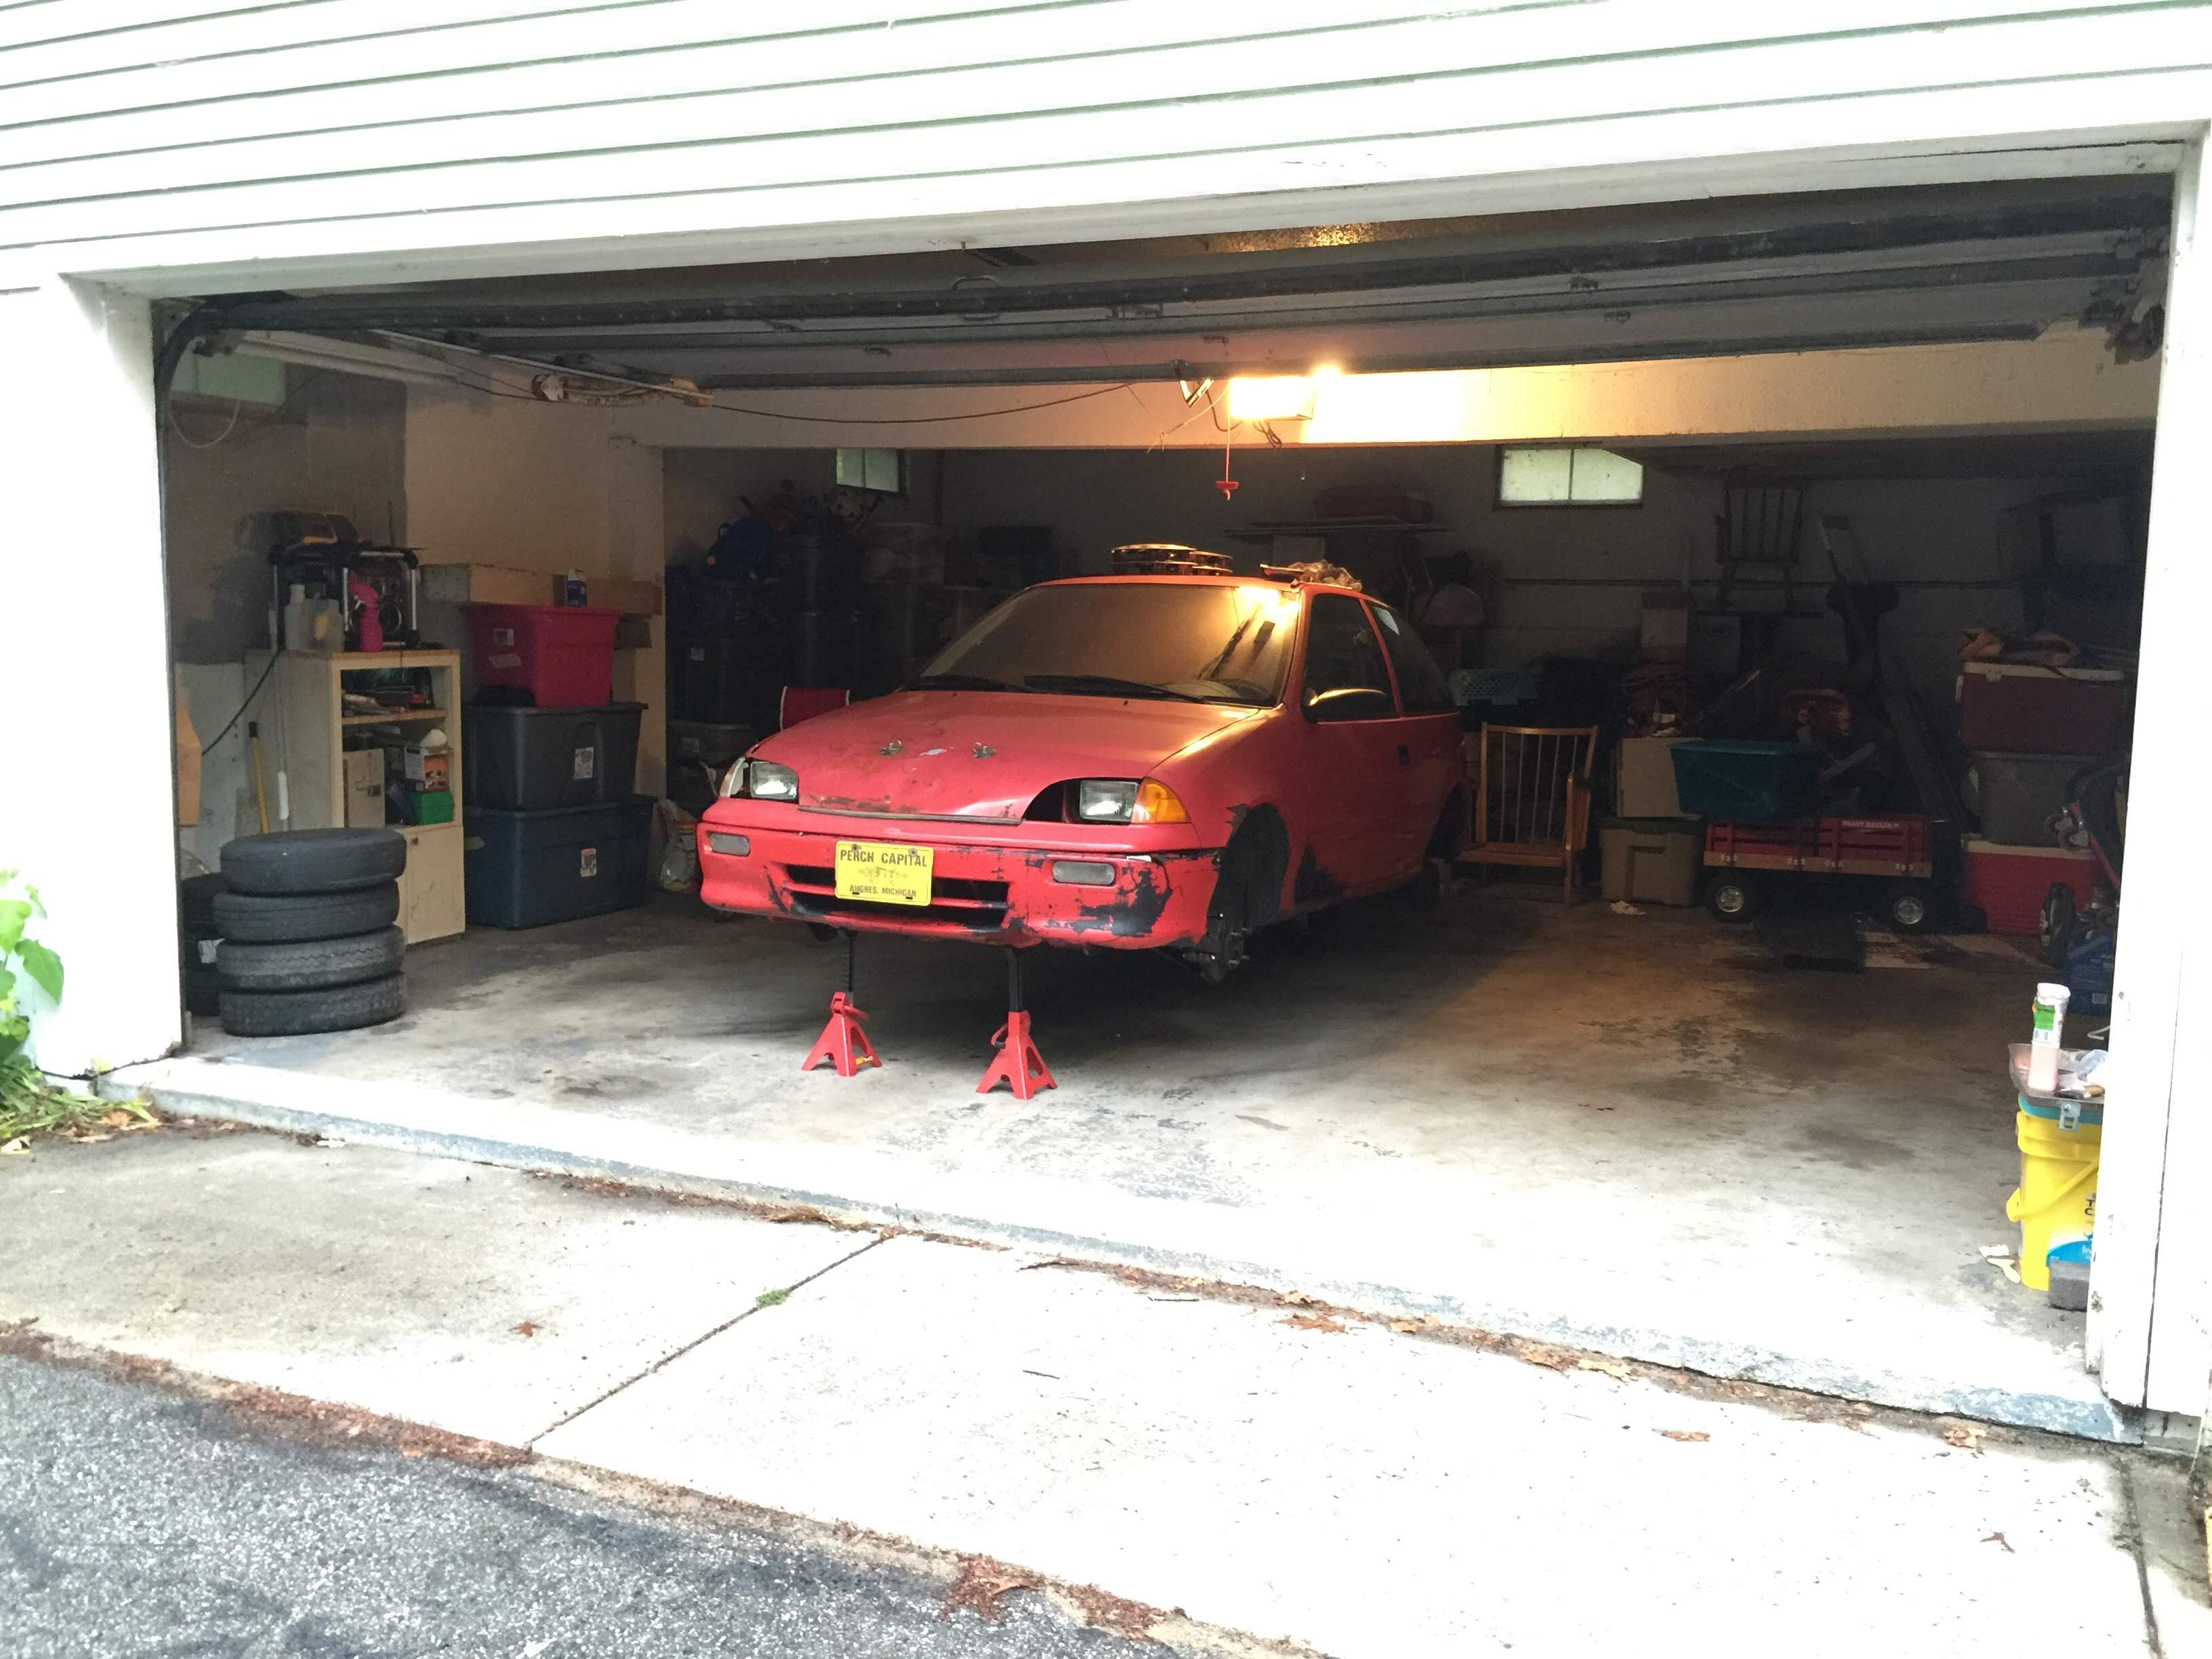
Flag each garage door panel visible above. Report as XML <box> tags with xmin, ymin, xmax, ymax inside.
<box><xmin>4</xmin><ymin>6</ymin><xmax>2195</xmax><ymax>245</ymax></box>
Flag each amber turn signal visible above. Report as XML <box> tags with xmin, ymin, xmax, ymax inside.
<box><xmin>1131</xmin><ymin>779</ymin><xmax>1190</xmax><ymax>825</ymax></box>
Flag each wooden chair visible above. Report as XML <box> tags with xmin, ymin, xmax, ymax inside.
<box><xmin>1458</xmin><ymin>724</ymin><xmax>1599</xmax><ymax>903</ymax></box>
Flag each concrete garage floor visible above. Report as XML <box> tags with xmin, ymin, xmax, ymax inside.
<box><xmin>127</xmin><ymin>886</ymin><xmax>2113</xmax><ymax>1438</ymax></box>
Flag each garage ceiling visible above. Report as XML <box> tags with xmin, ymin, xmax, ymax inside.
<box><xmin>190</xmin><ymin>177</ymin><xmax>2169</xmax><ymax>391</ymax></box>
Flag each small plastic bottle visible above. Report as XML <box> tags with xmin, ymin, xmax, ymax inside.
<box><xmin>2028</xmin><ymin>982</ymin><xmax>2071</xmax><ymax>1094</ymax></box>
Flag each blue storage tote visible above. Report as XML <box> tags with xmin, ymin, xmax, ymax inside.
<box><xmin>464</xmin><ymin>796</ymin><xmax>652</xmax><ymax>929</ymax></box>
<box><xmin>1669</xmin><ymin>739</ymin><xmax>1822</xmax><ymax>819</ymax></box>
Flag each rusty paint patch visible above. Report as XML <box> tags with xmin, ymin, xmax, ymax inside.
<box><xmin>972</xmin><ymin>743</ymin><xmax>996</xmax><ymax>759</ymax></box>
<box><xmin>1293</xmin><ymin>843</ymin><xmax>1342</xmax><ymax>904</ymax></box>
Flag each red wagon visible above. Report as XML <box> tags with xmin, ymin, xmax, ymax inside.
<box><xmin>1701</xmin><ymin>814</ymin><xmax>1938</xmax><ymax>931</ymax></box>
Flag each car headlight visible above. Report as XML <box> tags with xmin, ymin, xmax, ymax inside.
<box><xmin>1077</xmin><ymin>780</ymin><xmax>1137</xmax><ymax>822</ymax></box>
<box><xmin>746</xmin><ymin>761</ymin><xmax>799</xmax><ymax>802</ymax></box>
<box><xmin>1075</xmin><ymin>779</ymin><xmax>1189</xmax><ymax>825</ymax></box>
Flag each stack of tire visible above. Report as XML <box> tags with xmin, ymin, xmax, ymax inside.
<box><xmin>213</xmin><ymin>829</ymin><xmax>409</xmax><ymax>1037</ymax></box>
<box><xmin>180</xmin><ymin>873</ymin><xmax>226</xmax><ymax>1017</ymax></box>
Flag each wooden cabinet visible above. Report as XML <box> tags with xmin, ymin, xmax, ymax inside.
<box><xmin>248</xmin><ymin>649</ymin><xmax>466</xmax><ymax>943</ymax></box>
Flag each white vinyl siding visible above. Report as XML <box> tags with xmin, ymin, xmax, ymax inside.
<box><xmin>0</xmin><ymin>3</ymin><xmax>2206</xmax><ymax>286</ymax></box>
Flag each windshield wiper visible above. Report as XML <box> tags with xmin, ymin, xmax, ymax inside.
<box><xmin>1021</xmin><ymin>674</ymin><xmax>1208</xmax><ymax>703</ymax></box>
<box><xmin>905</xmin><ymin>673</ymin><xmax>1025</xmax><ymax>692</ymax></box>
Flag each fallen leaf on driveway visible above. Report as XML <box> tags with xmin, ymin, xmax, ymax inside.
<box><xmin>1982</xmin><ymin>1532</ymin><xmax>2013</xmax><ymax>1553</ymax></box>
<box><xmin>1577</xmin><ymin>1356</ymin><xmax>1634</xmax><ymax>1381</ymax></box>
<box><xmin>512</xmin><ymin>1322</ymin><xmax>538</xmax><ymax>1338</ymax></box>
<box><xmin>1282</xmin><ymin>1313</ymin><xmax>1347</xmax><ymax>1334</ymax></box>
<box><xmin>1389</xmin><ymin>1319</ymin><xmax>1423</xmax><ymax>1334</ymax></box>
<box><xmin>1512</xmin><ymin>1338</ymin><xmax>1576</xmax><ymax>1370</ymax></box>
<box><xmin>942</xmin><ymin>1555</ymin><xmax>1039</xmax><ymax>1622</ymax></box>
<box><xmin>1279</xmin><ymin>1290</ymin><xmax>1319</xmax><ymax>1306</ymax></box>
<box><xmin>0</xmin><ymin>1137</ymin><xmax>29</xmax><ymax>1155</ymax></box>
<box><xmin>1944</xmin><ymin>1425</ymin><xmax>1987</xmax><ymax>1454</ymax></box>
<box><xmin>1657</xmin><ymin>1429</ymin><xmax>1710</xmax><ymax>1443</ymax></box>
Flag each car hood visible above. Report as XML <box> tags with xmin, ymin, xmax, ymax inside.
<box><xmin>756</xmin><ymin>690</ymin><xmax>1258</xmax><ymax>821</ymax></box>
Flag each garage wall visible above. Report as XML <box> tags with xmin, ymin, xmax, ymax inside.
<box><xmin>165</xmin><ymin>373</ymin><xmax>408</xmax><ymax>664</ymax></box>
<box><xmin>4</xmin><ymin>5</ymin><xmax>2204</xmax><ymax>293</ymax></box>
<box><xmin>663</xmin><ymin>449</ymin><xmax>836</xmax><ymax>565</ymax></box>
<box><xmin>405</xmin><ymin>388</ymin><xmax>671</xmax><ymax>792</ymax></box>
<box><xmin>162</xmin><ymin>368</ymin><xmax>409</xmax><ymax>864</ymax></box>
<box><xmin>938</xmin><ymin>447</ymin><xmax>2131</xmax><ymax>711</ymax></box>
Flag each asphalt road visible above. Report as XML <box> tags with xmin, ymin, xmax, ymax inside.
<box><xmin>0</xmin><ymin>1353</ymin><xmax>1179</xmax><ymax>1659</ymax></box>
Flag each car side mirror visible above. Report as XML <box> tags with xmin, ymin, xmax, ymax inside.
<box><xmin>1303</xmin><ymin>686</ymin><xmax>1394</xmax><ymax>722</ymax></box>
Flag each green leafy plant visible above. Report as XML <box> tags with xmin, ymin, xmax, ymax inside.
<box><xmin>0</xmin><ymin>870</ymin><xmax>131</xmax><ymax>1141</ymax></box>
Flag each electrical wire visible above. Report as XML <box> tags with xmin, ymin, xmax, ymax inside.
<box><xmin>201</xmin><ymin>651</ymin><xmax>282</xmax><ymax>754</ymax></box>
<box><xmin>162</xmin><ymin>369</ymin><xmax>337</xmax><ymax>449</ymax></box>
<box><xmin>165</xmin><ymin>396</ymin><xmax>243</xmax><ymax>449</ymax></box>
<box><xmin>373</xmin><ymin>327</ymin><xmax>1149</xmax><ymax>425</ymax></box>
<box><xmin>698</xmin><ymin>382</ymin><xmax>1138</xmax><ymax>424</ymax></box>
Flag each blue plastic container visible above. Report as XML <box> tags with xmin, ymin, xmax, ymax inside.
<box><xmin>464</xmin><ymin>796</ymin><xmax>652</xmax><ymax>929</ymax></box>
<box><xmin>1668</xmin><ymin>739</ymin><xmax>1822</xmax><ymax>819</ymax></box>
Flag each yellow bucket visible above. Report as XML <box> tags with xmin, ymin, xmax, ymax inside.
<box><xmin>2006</xmin><ymin>1099</ymin><xmax>2101</xmax><ymax>1291</ymax></box>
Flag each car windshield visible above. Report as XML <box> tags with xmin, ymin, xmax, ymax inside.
<box><xmin>912</xmin><ymin>581</ymin><xmax>1300</xmax><ymax>705</ymax></box>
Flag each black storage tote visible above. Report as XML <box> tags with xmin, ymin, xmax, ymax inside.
<box><xmin>464</xmin><ymin>702</ymin><xmax>642</xmax><ymax>811</ymax></box>
<box><xmin>464</xmin><ymin>796</ymin><xmax>653</xmax><ymax>928</ymax></box>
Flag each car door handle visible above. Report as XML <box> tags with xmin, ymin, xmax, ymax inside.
<box><xmin>1396</xmin><ymin>745</ymin><xmax>1412</xmax><ymax>767</ymax></box>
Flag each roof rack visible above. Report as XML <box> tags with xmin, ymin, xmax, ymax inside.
<box><xmin>1110</xmin><ymin>543</ymin><xmax>1233</xmax><ymax>577</ymax></box>
<box><xmin>1259</xmin><ymin>560</ymin><xmax>1361</xmax><ymax>591</ymax></box>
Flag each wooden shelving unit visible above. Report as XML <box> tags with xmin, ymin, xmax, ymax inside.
<box><xmin>247</xmin><ymin>649</ymin><xmax>466</xmax><ymax>944</ymax></box>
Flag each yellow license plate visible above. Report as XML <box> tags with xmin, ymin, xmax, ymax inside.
<box><xmin>834</xmin><ymin>840</ymin><xmax>934</xmax><ymax>905</ymax></box>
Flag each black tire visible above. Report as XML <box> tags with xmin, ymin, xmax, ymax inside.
<box><xmin>1704</xmin><ymin>873</ymin><xmax>1759</xmax><ymax>924</ymax></box>
<box><xmin>212</xmin><ymin>882</ymin><xmax>399</xmax><ymax>943</ymax></box>
<box><xmin>221</xmin><ymin>829</ymin><xmax>406</xmax><ymax>897</ymax></box>
<box><xmin>220</xmin><ymin>972</ymin><xmax>406</xmax><ymax>1038</ymax></box>
<box><xmin>180</xmin><ymin>873</ymin><xmax>226</xmax><ymax>928</ymax></box>
<box><xmin>2041</xmin><ymin>882</ymin><xmax>2077</xmax><ymax>966</ymax></box>
<box><xmin>184</xmin><ymin>964</ymin><xmax>223</xmax><ymax>1017</ymax></box>
<box><xmin>1881</xmin><ymin>881</ymin><xmax>1937</xmax><ymax>934</ymax></box>
<box><xmin>218</xmin><ymin>926</ymin><xmax>405</xmax><ymax>993</ymax></box>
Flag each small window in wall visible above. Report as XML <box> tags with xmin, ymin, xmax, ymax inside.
<box><xmin>1496</xmin><ymin>446</ymin><xmax>1644</xmax><ymax>507</ymax></box>
<box><xmin>836</xmin><ymin>447</ymin><xmax>905</xmax><ymax>495</ymax></box>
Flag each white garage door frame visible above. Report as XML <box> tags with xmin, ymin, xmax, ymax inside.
<box><xmin>3</xmin><ymin>107</ymin><xmax>2205</xmax><ymax>1415</ymax></box>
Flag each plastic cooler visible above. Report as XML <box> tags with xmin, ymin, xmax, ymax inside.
<box><xmin>1963</xmin><ymin>751</ymin><xmax>2085</xmax><ymax>845</ymax></box>
<box><xmin>1955</xmin><ymin>663</ymin><xmax>2128</xmax><ymax>755</ymax></box>
<box><xmin>1668</xmin><ymin>739</ymin><xmax>1822</xmax><ymax>819</ymax></box>
<box><xmin>1961</xmin><ymin>839</ymin><xmax>2099</xmax><ymax>933</ymax></box>
<box><xmin>463</xmin><ymin>796</ymin><xmax>652</xmax><ymax>928</ymax></box>
<box><xmin>463</xmin><ymin>604</ymin><xmax>620</xmax><ymax>707</ymax></box>
<box><xmin>463</xmin><ymin>702</ymin><xmax>642</xmax><ymax>811</ymax></box>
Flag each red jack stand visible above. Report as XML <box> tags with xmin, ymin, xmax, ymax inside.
<box><xmin>802</xmin><ymin>933</ymin><xmax>880</xmax><ymax>1077</ymax></box>
<box><xmin>977</xmin><ymin>948</ymin><xmax>1055</xmax><ymax>1099</ymax></box>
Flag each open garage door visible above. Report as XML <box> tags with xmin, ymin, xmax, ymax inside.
<box><xmin>176</xmin><ymin>176</ymin><xmax>2167</xmax><ymax>391</ymax></box>
<box><xmin>147</xmin><ymin>169</ymin><xmax>2166</xmax><ymax>1442</ymax></box>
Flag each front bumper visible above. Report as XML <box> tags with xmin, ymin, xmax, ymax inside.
<box><xmin>696</xmin><ymin>806</ymin><xmax>1221</xmax><ymax>949</ymax></box>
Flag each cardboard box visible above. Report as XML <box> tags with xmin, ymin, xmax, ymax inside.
<box><xmin>175</xmin><ymin>684</ymin><xmax>202</xmax><ymax>829</ymax></box>
<box><xmin>343</xmin><ymin>748</ymin><xmax>387</xmax><ymax>827</ymax></box>
<box><xmin>403</xmin><ymin>746</ymin><xmax>451</xmax><ymax>792</ymax></box>
<box><xmin>424</xmin><ymin>562</ymin><xmax>661</xmax><ymax>618</ymax></box>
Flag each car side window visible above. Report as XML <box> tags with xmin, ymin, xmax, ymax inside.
<box><xmin>1301</xmin><ymin>594</ymin><xmax>1397</xmax><ymax>722</ymax></box>
<box><xmin>1370</xmin><ymin>603</ymin><xmax>1456</xmax><ymax>714</ymax></box>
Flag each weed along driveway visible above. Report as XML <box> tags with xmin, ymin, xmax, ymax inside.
<box><xmin>117</xmin><ymin>885</ymin><xmax>2113</xmax><ymax>1439</ymax></box>
<box><xmin>1</xmin><ymin>1128</ymin><xmax>2202</xmax><ymax>1658</ymax></box>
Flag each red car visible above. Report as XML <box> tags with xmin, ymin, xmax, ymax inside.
<box><xmin>697</xmin><ymin>571</ymin><xmax>1464</xmax><ymax>979</ymax></box>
